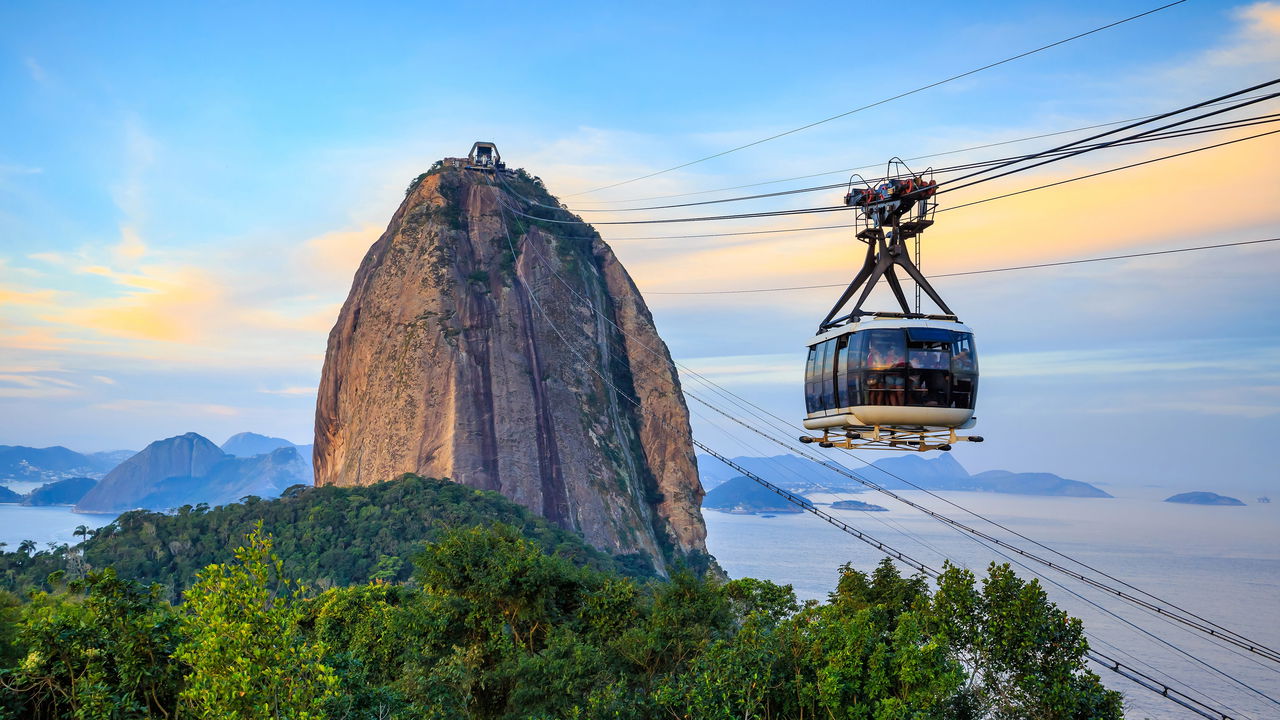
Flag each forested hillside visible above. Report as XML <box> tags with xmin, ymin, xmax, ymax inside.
<box><xmin>0</xmin><ymin>523</ymin><xmax>1122</xmax><ymax>719</ymax></box>
<box><xmin>0</xmin><ymin>474</ymin><xmax>657</xmax><ymax>598</ymax></box>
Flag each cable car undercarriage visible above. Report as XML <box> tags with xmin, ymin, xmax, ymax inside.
<box><xmin>801</xmin><ymin>161</ymin><xmax>984</xmax><ymax>452</ymax></box>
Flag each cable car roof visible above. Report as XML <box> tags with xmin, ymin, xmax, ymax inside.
<box><xmin>806</xmin><ymin>314</ymin><xmax>973</xmax><ymax>347</ymax></box>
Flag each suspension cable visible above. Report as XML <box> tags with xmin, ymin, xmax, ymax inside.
<box><xmin>570</xmin><ymin>94</ymin><xmax>1279</xmax><ymax>206</ymax></box>
<box><xmin>644</xmin><ymin>237</ymin><xmax>1280</xmax><ymax>295</ymax></box>
<box><xmin>498</xmin><ymin>127</ymin><xmax>1280</xmax><ymax>227</ymax></box>
<box><xmin>567</xmin><ymin>1</ymin><xmax>1188</xmax><ymax>197</ymax></box>
<box><xmin>933</xmin><ymin>81</ymin><xmax>1280</xmax><ymax>195</ymax></box>
<box><xmin>544</xmin><ymin>111</ymin><xmax>1280</xmax><ymax>214</ymax></box>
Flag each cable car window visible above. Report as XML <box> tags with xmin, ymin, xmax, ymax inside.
<box><xmin>909</xmin><ymin>348</ymin><xmax>949</xmax><ymax>370</ymax></box>
<box><xmin>804</xmin><ymin>345</ymin><xmax>820</xmax><ymax>414</ymax></box>
<box><xmin>863</xmin><ymin>330</ymin><xmax>906</xmax><ymax>406</ymax></box>
<box><xmin>835</xmin><ymin>335</ymin><xmax>851</xmax><ymax>409</ymax></box>
<box><xmin>950</xmin><ymin>376</ymin><xmax>976</xmax><ymax>409</ymax></box>
<box><xmin>951</xmin><ymin>333</ymin><xmax>977</xmax><ymax>373</ymax></box>
<box><xmin>844</xmin><ymin>332</ymin><xmax>866</xmax><ymax>371</ymax></box>
<box><xmin>843</xmin><ymin>333</ymin><xmax>865</xmax><ymax>406</ymax></box>
<box><xmin>908</xmin><ymin>372</ymin><xmax>948</xmax><ymax>407</ymax></box>
<box><xmin>866</xmin><ymin>371</ymin><xmax>905</xmax><ymax>406</ymax></box>
<box><xmin>949</xmin><ymin>333</ymin><xmax>977</xmax><ymax>409</ymax></box>
<box><xmin>864</xmin><ymin>330</ymin><xmax>906</xmax><ymax>369</ymax></box>
<box><xmin>820</xmin><ymin>339</ymin><xmax>838</xmax><ymax>411</ymax></box>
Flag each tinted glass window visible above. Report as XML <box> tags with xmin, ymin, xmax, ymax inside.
<box><xmin>865</xmin><ymin>371</ymin><xmax>905</xmax><ymax>406</ymax></box>
<box><xmin>951</xmin><ymin>333</ymin><xmax>977</xmax><ymax>373</ymax></box>
<box><xmin>820</xmin><ymin>339</ymin><xmax>838</xmax><ymax>410</ymax></box>
<box><xmin>844</xmin><ymin>332</ymin><xmax>865</xmax><ymax>371</ymax></box>
<box><xmin>949</xmin><ymin>333</ymin><xmax>977</xmax><ymax>409</ymax></box>
<box><xmin>804</xmin><ymin>345</ymin><xmax>820</xmax><ymax>413</ymax></box>
<box><xmin>864</xmin><ymin>330</ymin><xmax>906</xmax><ymax>370</ymax></box>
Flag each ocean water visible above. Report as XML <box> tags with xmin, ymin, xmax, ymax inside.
<box><xmin>0</xmin><ymin>505</ymin><xmax>118</xmax><ymax>550</ymax></box>
<box><xmin>705</xmin><ymin>487</ymin><xmax>1280</xmax><ymax>720</ymax></box>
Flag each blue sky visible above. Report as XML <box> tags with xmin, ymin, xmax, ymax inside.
<box><xmin>2</xmin><ymin>1</ymin><xmax>1278</xmax><ymax>494</ymax></box>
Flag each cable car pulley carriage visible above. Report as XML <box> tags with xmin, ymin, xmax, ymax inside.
<box><xmin>801</xmin><ymin>159</ymin><xmax>983</xmax><ymax>452</ymax></box>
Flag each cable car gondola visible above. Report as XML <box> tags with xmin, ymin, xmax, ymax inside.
<box><xmin>800</xmin><ymin>161</ymin><xmax>983</xmax><ymax>452</ymax></box>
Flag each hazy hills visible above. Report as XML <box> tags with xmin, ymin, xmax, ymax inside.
<box><xmin>76</xmin><ymin>432</ymin><xmax>313</xmax><ymax>513</ymax></box>
<box><xmin>0</xmin><ymin>431</ymin><xmax>315</xmax><ymax>512</ymax></box>
<box><xmin>1165</xmin><ymin>491</ymin><xmax>1245</xmax><ymax>506</ymax></box>
<box><xmin>0</xmin><ymin>445</ymin><xmax>130</xmax><ymax>483</ymax></box>
<box><xmin>702</xmin><ymin>476</ymin><xmax>806</xmax><ymax>514</ymax></box>
<box><xmin>697</xmin><ymin>453</ymin><xmax>1111</xmax><ymax>498</ymax></box>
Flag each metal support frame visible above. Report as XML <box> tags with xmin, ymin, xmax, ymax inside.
<box><xmin>820</xmin><ymin>160</ymin><xmax>950</xmax><ymax>331</ymax></box>
<box><xmin>800</xmin><ymin>425</ymin><xmax>984</xmax><ymax>452</ymax></box>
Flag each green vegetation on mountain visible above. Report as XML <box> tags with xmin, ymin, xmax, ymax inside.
<box><xmin>702</xmin><ymin>476</ymin><xmax>804</xmax><ymax>514</ymax></box>
<box><xmin>22</xmin><ymin>477</ymin><xmax>97</xmax><ymax>506</ymax></box>
<box><xmin>0</xmin><ymin>519</ymin><xmax>1121</xmax><ymax>720</ymax></box>
<box><xmin>0</xmin><ymin>475</ymin><xmax>646</xmax><ymax>599</ymax></box>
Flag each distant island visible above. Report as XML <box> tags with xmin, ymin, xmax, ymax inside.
<box><xmin>830</xmin><ymin>499</ymin><xmax>888</xmax><ymax>512</ymax></box>
<box><xmin>1164</xmin><ymin>491</ymin><xmax>1245</xmax><ymax>506</ymax></box>
<box><xmin>703</xmin><ymin>476</ymin><xmax>806</xmax><ymax>514</ymax></box>
<box><xmin>698</xmin><ymin>453</ymin><xmax>1112</xmax><ymax>498</ymax></box>
<box><xmin>23</xmin><ymin>476</ymin><xmax>97</xmax><ymax>506</ymax></box>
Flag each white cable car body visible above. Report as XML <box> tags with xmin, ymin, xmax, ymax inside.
<box><xmin>801</xmin><ymin>161</ymin><xmax>983</xmax><ymax>452</ymax></box>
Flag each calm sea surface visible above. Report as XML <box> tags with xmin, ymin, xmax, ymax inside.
<box><xmin>706</xmin><ymin>487</ymin><xmax>1279</xmax><ymax>720</ymax></box>
<box><xmin>0</xmin><ymin>505</ymin><xmax>118</xmax><ymax>550</ymax></box>
<box><xmin>3</xmin><ymin>490</ymin><xmax>1276</xmax><ymax>719</ymax></box>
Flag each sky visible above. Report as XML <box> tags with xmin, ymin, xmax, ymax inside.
<box><xmin>1</xmin><ymin>1</ymin><xmax>1278</xmax><ymax>495</ymax></box>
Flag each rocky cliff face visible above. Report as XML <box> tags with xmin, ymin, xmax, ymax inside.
<box><xmin>314</xmin><ymin>165</ymin><xmax>708</xmax><ymax>573</ymax></box>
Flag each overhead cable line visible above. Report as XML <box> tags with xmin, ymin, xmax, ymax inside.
<box><xmin>933</xmin><ymin>80</ymin><xmax>1280</xmax><ymax>195</ymax></box>
<box><xmin>939</xmin><ymin>126</ymin><xmax>1280</xmax><ymax>212</ymax></box>
<box><xmin>566</xmin><ymin>1</ymin><xmax>1188</xmax><ymax>197</ymax></box>
<box><xmin>495</xmin><ymin>171</ymin><xmax>1280</xmax><ymax>670</ymax></box>
<box><xmin>558</xmin><ymin>111</ymin><xmax>1280</xmax><ymax>213</ymax></box>
<box><xmin>570</xmin><ymin>93</ymin><xmax>1279</xmax><ymax>205</ymax></box>
<box><xmin>487</xmin><ymin>176</ymin><xmax>1262</xmax><ymax>718</ymax></box>
<box><xmin>645</xmin><ymin>237</ymin><xmax>1280</xmax><ymax>295</ymax></box>
<box><xmin>502</xmin><ymin>126</ymin><xmax>1280</xmax><ymax>227</ymax></box>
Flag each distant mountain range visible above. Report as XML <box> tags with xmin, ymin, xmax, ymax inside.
<box><xmin>0</xmin><ymin>445</ymin><xmax>132</xmax><ymax>483</ymax></box>
<box><xmin>697</xmin><ymin>453</ymin><xmax>1111</xmax><ymax>499</ymax></box>
<box><xmin>1</xmin><ymin>431</ymin><xmax>314</xmax><ymax>513</ymax></box>
<box><xmin>76</xmin><ymin>432</ymin><xmax>313</xmax><ymax>513</ymax></box>
<box><xmin>221</xmin><ymin>432</ymin><xmax>312</xmax><ymax>462</ymax></box>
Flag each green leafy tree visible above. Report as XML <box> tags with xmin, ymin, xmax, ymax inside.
<box><xmin>175</xmin><ymin>523</ymin><xmax>337</xmax><ymax>720</ymax></box>
<box><xmin>0</xmin><ymin>569</ymin><xmax>182</xmax><ymax>720</ymax></box>
<box><xmin>931</xmin><ymin>562</ymin><xmax>1123</xmax><ymax>719</ymax></box>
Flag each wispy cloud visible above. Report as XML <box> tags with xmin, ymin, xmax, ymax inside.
<box><xmin>0</xmin><ymin>373</ymin><xmax>79</xmax><ymax>399</ymax></box>
<box><xmin>22</xmin><ymin>57</ymin><xmax>48</xmax><ymax>85</ymax></box>
<box><xmin>90</xmin><ymin>399</ymin><xmax>240</xmax><ymax>416</ymax></box>
<box><xmin>257</xmin><ymin>386</ymin><xmax>317</xmax><ymax>396</ymax></box>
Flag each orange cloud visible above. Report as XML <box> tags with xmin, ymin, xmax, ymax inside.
<box><xmin>49</xmin><ymin>265</ymin><xmax>223</xmax><ymax>342</ymax></box>
<box><xmin>619</xmin><ymin>130</ymin><xmax>1280</xmax><ymax>296</ymax></box>
<box><xmin>300</xmin><ymin>223</ymin><xmax>382</xmax><ymax>282</ymax></box>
